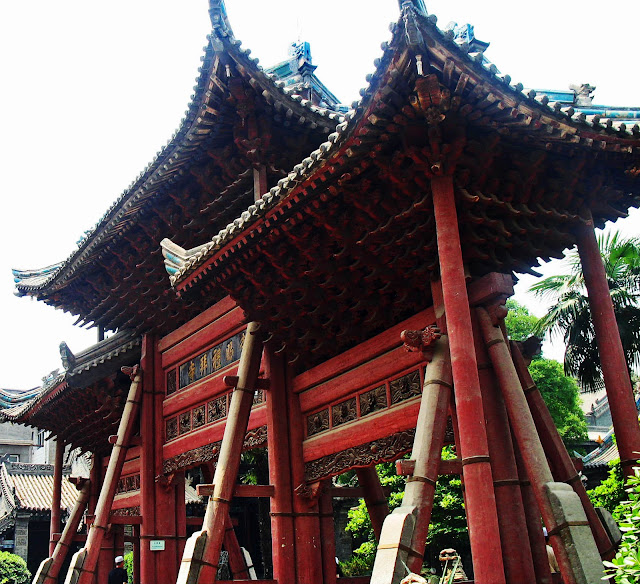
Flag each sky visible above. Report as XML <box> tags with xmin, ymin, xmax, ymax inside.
<box><xmin>1</xmin><ymin>0</ymin><xmax>639</xmax><ymax>389</ymax></box>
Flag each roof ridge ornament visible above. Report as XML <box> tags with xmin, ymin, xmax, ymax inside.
<box><xmin>398</xmin><ymin>0</ymin><xmax>427</xmax><ymax>15</ymax></box>
<box><xmin>209</xmin><ymin>0</ymin><xmax>233</xmax><ymax>35</ymax></box>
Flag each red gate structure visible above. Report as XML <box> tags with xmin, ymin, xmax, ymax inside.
<box><xmin>7</xmin><ymin>2</ymin><xmax>640</xmax><ymax>583</ymax></box>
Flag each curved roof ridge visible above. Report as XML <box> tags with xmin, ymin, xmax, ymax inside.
<box><xmin>13</xmin><ymin>7</ymin><xmax>342</xmax><ymax>298</ymax></box>
<box><xmin>164</xmin><ymin>1</ymin><xmax>640</xmax><ymax>288</ymax></box>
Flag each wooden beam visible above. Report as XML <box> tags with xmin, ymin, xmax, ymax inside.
<box><xmin>196</xmin><ymin>484</ymin><xmax>275</xmax><ymax>498</ymax></box>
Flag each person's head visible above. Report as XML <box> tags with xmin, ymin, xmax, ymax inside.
<box><xmin>115</xmin><ymin>556</ymin><xmax>124</xmax><ymax>567</ymax></box>
<box><xmin>543</xmin><ymin>527</ymin><xmax>549</xmax><ymax>543</ymax></box>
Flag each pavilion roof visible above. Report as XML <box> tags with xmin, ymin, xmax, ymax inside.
<box><xmin>162</xmin><ymin>3</ymin><xmax>640</xmax><ymax>368</ymax></box>
<box><xmin>0</xmin><ymin>331</ymin><xmax>140</xmax><ymax>455</ymax></box>
<box><xmin>12</xmin><ymin>0</ymin><xmax>343</xmax><ymax>335</ymax></box>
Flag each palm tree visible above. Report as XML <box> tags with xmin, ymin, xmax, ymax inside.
<box><xmin>530</xmin><ymin>231</ymin><xmax>640</xmax><ymax>391</ymax></box>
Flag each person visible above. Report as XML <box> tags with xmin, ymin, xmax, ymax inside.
<box><xmin>543</xmin><ymin>527</ymin><xmax>561</xmax><ymax>582</ymax></box>
<box><xmin>108</xmin><ymin>555</ymin><xmax>128</xmax><ymax>584</ymax></box>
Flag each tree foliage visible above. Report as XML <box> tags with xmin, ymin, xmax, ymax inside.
<box><xmin>530</xmin><ymin>231</ymin><xmax>640</xmax><ymax>391</ymax></box>
<box><xmin>588</xmin><ymin>461</ymin><xmax>626</xmax><ymax>518</ymax></box>
<box><xmin>0</xmin><ymin>551</ymin><xmax>30</xmax><ymax>584</ymax></box>
<box><xmin>504</xmin><ymin>299</ymin><xmax>539</xmax><ymax>342</ymax></box>
<box><xmin>339</xmin><ymin>451</ymin><xmax>468</xmax><ymax>577</ymax></box>
<box><xmin>504</xmin><ymin>300</ymin><xmax>588</xmax><ymax>445</ymax></box>
<box><xmin>528</xmin><ymin>359</ymin><xmax>587</xmax><ymax>444</ymax></box>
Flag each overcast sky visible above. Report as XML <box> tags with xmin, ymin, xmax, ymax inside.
<box><xmin>1</xmin><ymin>1</ymin><xmax>639</xmax><ymax>389</ymax></box>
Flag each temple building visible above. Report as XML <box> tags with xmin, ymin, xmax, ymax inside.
<box><xmin>5</xmin><ymin>1</ymin><xmax>640</xmax><ymax>583</ymax></box>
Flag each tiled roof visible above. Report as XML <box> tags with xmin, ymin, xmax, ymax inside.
<box><xmin>0</xmin><ymin>463</ymin><xmax>77</xmax><ymax>513</ymax></box>
<box><xmin>582</xmin><ymin>429</ymin><xmax>618</xmax><ymax>469</ymax></box>
<box><xmin>164</xmin><ymin>2</ymin><xmax>640</xmax><ymax>287</ymax></box>
<box><xmin>12</xmin><ymin>1</ymin><xmax>343</xmax><ymax>302</ymax></box>
<box><xmin>0</xmin><ymin>330</ymin><xmax>140</xmax><ymax>425</ymax></box>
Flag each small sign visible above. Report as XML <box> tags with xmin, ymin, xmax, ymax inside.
<box><xmin>150</xmin><ymin>540</ymin><xmax>165</xmax><ymax>551</ymax></box>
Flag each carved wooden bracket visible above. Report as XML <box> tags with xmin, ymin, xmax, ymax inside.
<box><xmin>121</xmin><ymin>364</ymin><xmax>140</xmax><ymax>380</ymax></box>
<box><xmin>401</xmin><ymin>325</ymin><xmax>442</xmax><ymax>360</ymax></box>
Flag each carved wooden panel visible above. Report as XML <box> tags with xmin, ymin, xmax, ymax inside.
<box><xmin>163</xmin><ymin>425</ymin><xmax>268</xmax><ymax>474</ymax></box>
<box><xmin>390</xmin><ymin>370</ymin><xmax>421</xmax><ymax>405</ymax></box>
<box><xmin>332</xmin><ymin>398</ymin><xmax>357</xmax><ymax>427</ymax></box>
<box><xmin>166</xmin><ymin>369</ymin><xmax>177</xmax><ymax>396</ymax></box>
<box><xmin>304</xmin><ymin>428</ymin><xmax>416</xmax><ymax>483</ymax></box>
<box><xmin>208</xmin><ymin>396</ymin><xmax>227</xmax><ymax>423</ymax></box>
<box><xmin>359</xmin><ymin>385</ymin><xmax>387</xmax><ymax>417</ymax></box>
<box><xmin>117</xmin><ymin>474</ymin><xmax>141</xmax><ymax>494</ymax></box>
<box><xmin>307</xmin><ymin>409</ymin><xmax>330</xmax><ymax>436</ymax></box>
<box><xmin>111</xmin><ymin>506</ymin><xmax>141</xmax><ymax>517</ymax></box>
<box><xmin>166</xmin><ymin>418</ymin><xmax>178</xmax><ymax>441</ymax></box>
<box><xmin>192</xmin><ymin>405</ymin><xmax>206</xmax><ymax>430</ymax></box>
<box><xmin>179</xmin><ymin>411</ymin><xmax>192</xmax><ymax>435</ymax></box>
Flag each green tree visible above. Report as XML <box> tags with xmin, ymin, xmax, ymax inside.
<box><xmin>504</xmin><ymin>300</ymin><xmax>588</xmax><ymax>445</ymax></box>
<box><xmin>504</xmin><ymin>298</ymin><xmax>539</xmax><ymax>342</ymax></box>
<box><xmin>339</xmin><ymin>451</ymin><xmax>468</xmax><ymax>577</ymax></box>
<box><xmin>0</xmin><ymin>551</ymin><xmax>30</xmax><ymax>584</ymax></box>
<box><xmin>530</xmin><ymin>231</ymin><xmax>640</xmax><ymax>391</ymax></box>
<box><xmin>528</xmin><ymin>359</ymin><xmax>588</xmax><ymax>444</ymax></box>
<box><xmin>588</xmin><ymin>461</ymin><xmax>626</xmax><ymax>517</ymax></box>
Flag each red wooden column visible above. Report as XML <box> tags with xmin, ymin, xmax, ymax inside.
<box><xmin>472</xmin><ymin>313</ymin><xmax>536</xmax><ymax>583</ymax></box>
<box><xmin>431</xmin><ymin>174</ymin><xmax>505</xmax><ymax>583</ymax></box>
<box><xmin>287</xmin><ymin>361</ymin><xmax>324</xmax><ymax>584</ymax></box>
<box><xmin>319</xmin><ymin>487</ymin><xmax>337</xmax><ymax>584</ymax></box>
<box><xmin>265</xmin><ymin>349</ymin><xmax>296</xmax><ymax>584</ymax></box>
<box><xmin>139</xmin><ymin>334</ymin><xmax>157</xmax><ymax>584</ymax></box>
<box><xmin>152</xmin><ymin>336</ymin><xmax>180</xmax><ymax>584</ymax></box>
<box><xmin>49</xmin><ymin>439</ymin><xmax>64</xmax><ymax>555</ymax></box>
<box><xmin>576</xmin><ymin>212</ymin><xmax>640</xmax><ymax>477</ymax></box>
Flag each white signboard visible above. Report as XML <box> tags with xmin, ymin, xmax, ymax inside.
<box><xmin>150</xmin><ymin>540</ymin><xmax>165</xmax><ymax>551</ymax></box>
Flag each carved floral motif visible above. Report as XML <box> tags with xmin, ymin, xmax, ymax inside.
<box><xmin>166</xmin><ymin>369</ymin><xmax>177</xmax><ymax>396</ymax></box>
<box><xmin>359</xmin><ymin>385</ymin><xmax>387</xmax><ymax>417</ymax></box>
<box><xmin>390</xmin><ymin>370</ymin><xmax>421</xmax><ymax>404</ymax></box>
<box><xmin>307</xmin><ymin>409</ymin><xmax>329</xmax><ymax>437</ymax></box>
<box><xmin>207</xmin><ymin>396</ymin><xmax>227</xmax><ymax>423</ymax></box>
<box><xmin>162</xmin><ymin>425</ymin><xmax>268</xmax><ymax>474</ymax></box>
<box><xmin>166</xmin><ymin>418</ymin><xmax>178</xmax><ymax>441</ymax></box>
<box><xmin>192</xmin><ymin>405</ymin><xmax>206</xmax><ymax>430</ymax></box>
<box><xmin>332</xmin><ymin>398</ymin><xmax>357</xmax><ymax>427</ymax></box>
<box><xmin>304</xmin><ymin>429</ymin><xmax>416</xmax><ymax>483</ymax></box>
<box><xmin>179</xmin><ymin>411</ymin><xmax>192</xmax><ymax>435</ymax></box>
<box><xmin>111</xmin><ymin>506</ymin><xmax>141</xmax><ymax>517</ymax></box>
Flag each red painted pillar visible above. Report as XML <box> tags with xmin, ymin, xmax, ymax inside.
<box><xmin>319</xmin><ymin>488</ymin><xmax>337</xmax><ymax>584</ymax></box>
<box><xmin>152</xmin><ymin>337</ymin><xmax>180</xmax><ymax>584</ymax></box>
<box><xmin>49</xmin><ymin>439</ymin><xmax>64</xmax><ymax>555</ymax></box>
<box><xmin>431</xmin><ymin>174</ymin><xmax>505</xmax><ymax>583</ymax></box>
<box><xmin>576</xmin><ymin>212</ymin><xmax>640</xmax><ymax>477</ymax></box>
<box><xmin>265</xmin><ymin>349</ymin><xmax>297</xmax><ymax>584</ymax></box>
<box><xmin>473</xmin><ymin>314</ymin><xmax>536</xmax><ymax>583</ymax></box>
<box><xmin>139</xmin><ymin>334</ymin><xmax>157</xmax><ymax>584</ymax></box>
<box><xmin>133</xmin><ymin>525</ymin><xmax>140</xmax><ymax>584</ymax></box>
<box><xmin>286</xmin><ymin>360</ymin><xmax>324</xmax><ymax>584</ymax></box>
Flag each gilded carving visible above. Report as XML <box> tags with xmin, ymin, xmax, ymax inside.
<box><xmin>359</xmin><ymin>385</ymin><xmax>387</xmax><ymax>417</ymax></box>
<box><xmin>307</xmin><ymin>409</ymin><xmax>329</xmax><ymax>437</ymax></box>
<box><xmin>304</xmin><ymin>429</ymin><xmax>416</xmax><ymax>483</ymax></box>
<box><xmin>332</xmin><ymin>398</ymin><xmax>357</xmax><ymax>427</ymax></box>
<box><xmin>390</xmin><ymin>370</ymin><xmax>421</xmax><ymax>404</ymax></box>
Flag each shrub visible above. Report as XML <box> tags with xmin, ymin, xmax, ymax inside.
<box><xmin>0</xmin><ymin>551</ymin><xmax>30</xmax><ymax>584</ymax></box>
<box><xmin>124</xmin><ymin>551</ymin><xmax>134</xmax><ymax>582</ymax></box>
<box><xmin>603</xmin><ymin>467</ymin><xmax>640</xmax><ymax>583</ymax></box>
